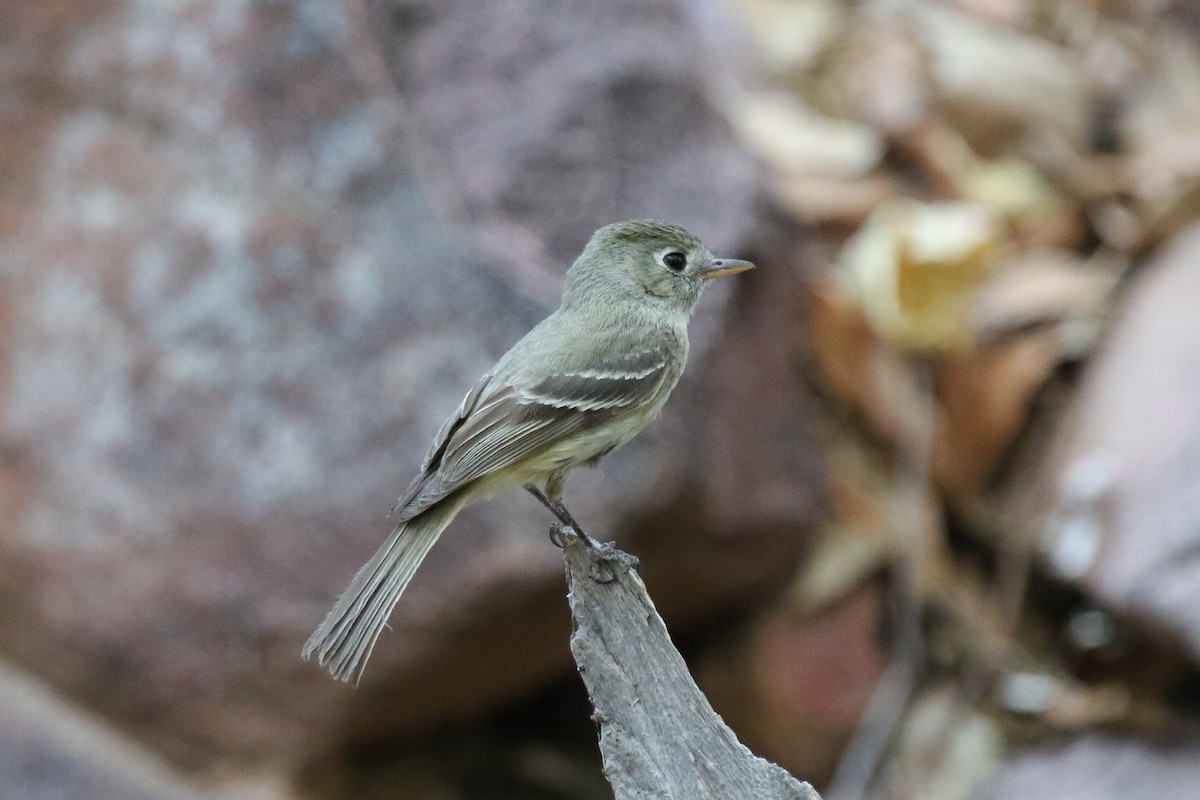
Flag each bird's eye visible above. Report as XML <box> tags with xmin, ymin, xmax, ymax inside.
<box><xmin>662</xmin><ymin>252</ymin><xmax>687</xmax><ymax>273</ymax></box>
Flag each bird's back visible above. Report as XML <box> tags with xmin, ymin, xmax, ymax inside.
<box><xmin>392</xmin><ymin>304</ymin><xmax>688</xmax><ymax>520</ymax></box>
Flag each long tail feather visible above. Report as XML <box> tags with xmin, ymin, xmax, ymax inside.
<box><xmin>302</xmin><ymin>497</ymin><xmax>463</xmax><ymax>683</ymax></box>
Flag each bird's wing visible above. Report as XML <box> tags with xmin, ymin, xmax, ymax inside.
<box><xmin>389</xmin><ymin>371</ymin><xmax>494</xmax><ymax>517</ymax></box>
<box><xmin>393</xmin><ymin>340</ymin><xmax>675</xmax><ymax>521</ymax></box>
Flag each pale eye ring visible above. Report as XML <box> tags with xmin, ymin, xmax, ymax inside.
<box><xmin>662</xmin><ymin>251</ymin><xmax>687</xmax><ymax>273</ymax></box>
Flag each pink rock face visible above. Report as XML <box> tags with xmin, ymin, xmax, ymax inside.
<box><xmin>1029</xmin><ymin>224</ymin><xmax>1200</xmax><ymax>660</ymax></box>
<box><xmin>695</xmin><ymin>581</ymin><xmax>890</xmax><ymax>786</ymax></box>
<box><xmin>0</xmin><ymin>0</ymin><xmax>523</xmax><ymax>769</ymax></box>
<box><xmin>987</xmin><ymin>732</ymin><xmax>1200</xmax><ymax>800</ymax></box>
<box><xmin>1000</xmin><ymin>227</ymin><xmax>1200</xmax><ymax>797</ymax></box>
<box><xmin>0</xmin><ymin>0</ymin><xmax>815</xmax><ymax>777</ymax></box>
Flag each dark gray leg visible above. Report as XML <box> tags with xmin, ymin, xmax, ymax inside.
<box><xmin>524</xmin><ymin>484</ymin><xmax>598</xmax><ymax>547</ymax></box>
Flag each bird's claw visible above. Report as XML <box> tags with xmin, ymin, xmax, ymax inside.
<box><xmin>549</xmin><ymin>522</ymin><xmax>606</xmax><ymax>551</ymax></box>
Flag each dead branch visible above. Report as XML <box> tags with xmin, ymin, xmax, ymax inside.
<box><xmin>559</xmin><ymin>525</ymin><xmax>821</xmax><ymax>800</ymax></box>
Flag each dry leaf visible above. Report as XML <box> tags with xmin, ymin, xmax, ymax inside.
<box><xmin>933</xmin><ymin>332</ymin><xmax>1064</xmax><ymax>503</ymax></box>
<box><xmin>810</xmin><ymin>283</ymin><xmax>922</xmax><ymax>443</ymax></box>
<box><xmin>904</xmin><ymin>125</ymin><xmax>1085</xmax><ymax>248</ymax></box>
<box><xmin>892</xmin><ymin>687</ymin><xmax>1005</xmax><ymax>800</ymax></box>
<box><xmin>726</xmin><ymin>0</ymin><xmax>846</xmax><ymax>75</ymax></box>
<box><xmin>1122</xmin><ymin>32</ymin><xmax>1200</xmax><ymax>203</ymax></box>
<box><xmin>771</xmin><ymin>172</ymin><xmax>896</xmax><ymax>226</ymax></box>
<box><xmin>789</xmin><ymin>437</ymin><xmax>913</xmax><ymax>611</ymax></box>
<box><xmin>911</xmin><ymin>1</ymin><xmax>1089</xmax><ymax>150</ymax></box>
<box><xmin>812</xmin><ymin>18</ymin><xmax>928</xmax><ymax>133</ymax></box>
<box><xmin>725</xmin><ymin>91</ymin><xmax>885</xmax><ymax>178</ymax></box>
<box><xmin>839</xmin><ymin>199</ymin><xmax>1004</xmax><ymax>352</ymax></box>
<box><xmin>960</xmin><ymin>157</ymin><xmax>1084</xmax><ymax>248</ymax></box>
<box><xmin>970</xmin><ymin>252</ymin><xmax>1123</xmax><ymax>342</ymax></box>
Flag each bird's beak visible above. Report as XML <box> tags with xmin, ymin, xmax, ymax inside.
<box><xmin>699</xmin><ymin>258</ymin><xmax>755</xmax><ymax>279</ymax></box>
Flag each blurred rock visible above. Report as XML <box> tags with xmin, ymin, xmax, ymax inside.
<box><xmin>695</xmin><ymin>580</ymin><xmax>889</xmax><ymax>787</ymax></box>
<box><xmin>0</xmin><ymin>0</ymin><xmax>810</xmax><ymax>779</ymax></box>
<box><xmin>0</xmin><ymin>0</ymin><xmax>519</xmax><ymax>770</ymax></box>
<box><xmin>981</xmin><ymin>731</ymin><xmax>1200</xmax><ymax>800</ymax></box>
<box><xmin>0</xmin><ymin>665</ymin><xmax>285</xmax><ymax>800</ymax></box>
<box><xmin>1027</xmin><ymin>224</ymin><xmax>1200</xmax><ymax>659</ymax></box>
<box><xmin>363</xmin><ymin>0</ymin><xmax>760</xmax><ymax>281</ymax></box>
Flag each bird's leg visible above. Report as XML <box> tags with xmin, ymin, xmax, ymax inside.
<box><xmin>524</xmin><ymin>485</ymin><xmax>571</xmax><ymax>547</ymax></box>
<box><xmin>524</xmin><ymin>484</ymin><xmax>598</xmax><ymax>548</ymax></box>
<box><xmin>544</xmin><ymin>472</ymin><xmax>600</xmax><ymax>547</ymax></box>
<box><xmin>542</xmin><ymin>471</ymin><xmax>583</xmax><ymax>531</ymax></box>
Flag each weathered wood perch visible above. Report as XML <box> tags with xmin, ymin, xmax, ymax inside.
<box><xmin>558</xmin><ymin>525</ymin><xmax>822</xmax><ymax>800</ymax></box>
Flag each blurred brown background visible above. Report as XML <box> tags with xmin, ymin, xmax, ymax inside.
<box><xmin>1</xmin><ymin>0</ymin><xmax>1199</xmax><ymax>798</ymax></box>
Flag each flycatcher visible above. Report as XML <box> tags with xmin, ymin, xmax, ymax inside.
<box><xmin>303</xmin><ymin>220</ymin><xmax>754</xmax><ymax>682</ymax></box>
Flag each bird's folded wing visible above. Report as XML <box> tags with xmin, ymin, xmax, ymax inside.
<box><xmin>393</xmin><ymin>342</ymin><xmax>672</xmax><ymax>521</ymax></box>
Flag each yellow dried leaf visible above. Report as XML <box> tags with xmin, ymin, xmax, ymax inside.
<box><xmin>840</xmin><ymin>200</ymin><xmax>1004</xmax><ymax>352</ymax></box>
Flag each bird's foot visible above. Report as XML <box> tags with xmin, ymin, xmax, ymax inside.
<box><xmin>548</xmin><ymin>521</ymin><xmax>605</xmax><ymax>550</ymax></box>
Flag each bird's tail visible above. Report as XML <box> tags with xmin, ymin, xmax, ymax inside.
<box><xmin>302</xmin><ymin>496</ymin><xmax>464</xmax><ymax>683</ymax></box>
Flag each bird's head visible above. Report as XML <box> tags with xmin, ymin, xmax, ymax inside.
<box><xmin>562</xmin><ymin>220</ymin><xmax>754</xmax><ymax>315</ymax></box>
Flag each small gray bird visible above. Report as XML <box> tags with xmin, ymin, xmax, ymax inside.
<box><xmin>303</xmin><ymin>220</ymin><xmax>753</xmax><ymax>682</ymax></box>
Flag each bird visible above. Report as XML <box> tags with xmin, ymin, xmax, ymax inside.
<box><xmin>302</xmin><ymin>219</ymin><xmax>754</xmax><ymax>682</ymax></box>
